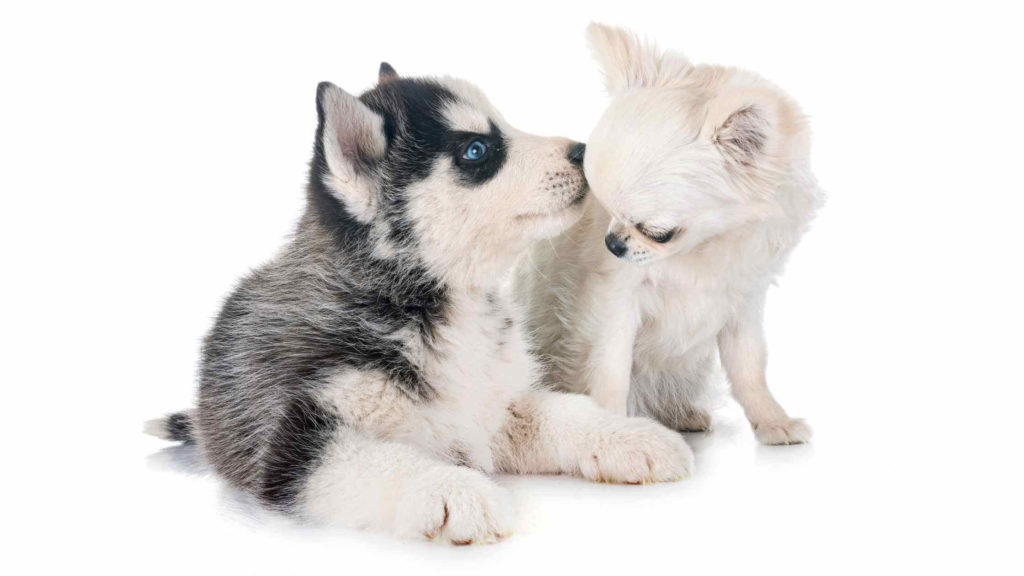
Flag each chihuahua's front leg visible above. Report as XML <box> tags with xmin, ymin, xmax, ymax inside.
<box><xmin>492</xmin><ymin>390</ymin><xmax>693</xmax><ymax>483</ymax></box>
<box><xmin>718</xmin><ymin>293</ymin><xmax>812</xmax><ymax>445</ymax></box>
<box><xmin>579</xmin><ymin>287</ymin><xmax>640</xmax><ymax>416</ymax></box>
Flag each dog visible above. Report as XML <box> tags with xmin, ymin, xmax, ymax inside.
<box><xmin>145</xmin><ymin>63</ymin><xmax>693</xmax><ymax>544</ymax></box>
<box><xmin>519</xmin><ymin>24</ymin><xmax>824</xmax><ymax>445</ymax></box>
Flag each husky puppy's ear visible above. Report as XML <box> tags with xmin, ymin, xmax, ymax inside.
<box><xmin>585</xmin><ymin>22</ymin><xmax>690</xmax><ymax>93</ymax></box>
<box><xmin>378</xmin><ymin>62</ymin><xmax>399</xmax><ymax>84</ymax></box>
<box><xmin>315</xmin><ymin>82</ymin><xmax>387</xmax><ymax>221</ymax></box>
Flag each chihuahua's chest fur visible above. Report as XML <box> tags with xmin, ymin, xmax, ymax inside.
<box><xmin>630</xmin><ymin>232</ymin><xmax>774</xmax><ymax>370</ymax></box>
<box><xmin>632</xmin><ymin>263</ymin><xmax>737</xmax><ymax>370</ymax></box>
<box><xmin>519</xmin><ymin>202</ymin><xmax>785</xmax><ymax>396</ymax></box>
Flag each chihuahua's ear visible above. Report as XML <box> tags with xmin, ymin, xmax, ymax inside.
<box><xmin>585</xmin><ymin>22</ymin><xmax>690</xmax><ymax>93</ymax></box>
<box><xmin>378</xmin><ymin>62</ymin><xmax>399</xmax><ymax>84</ymax></box>
<box><xmin>704</xmin><ymin>94</ymin><xmax>780</xmax><ymax>174</ymax></box>
<box><xmin>315</xmin><ymin>82</ymin><xmax>387</xmax><ymax>221</ymax></box>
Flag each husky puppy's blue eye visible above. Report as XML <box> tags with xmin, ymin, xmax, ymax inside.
<box><xmin>462</xmin><ymin>139</ymin><xmax>488</xmax><ymax>161</ymax></box>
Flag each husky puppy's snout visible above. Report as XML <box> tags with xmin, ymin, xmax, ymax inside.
<box><xmin>533</xmin><ymin>141</ymin><xmax>588</xmax><ymax>213</ymax></box>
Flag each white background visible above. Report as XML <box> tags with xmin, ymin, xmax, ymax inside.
<box><xmin>3</xmin><ymin>1</ymin><xmax>1022</xmax><ymax>574</ymax></box>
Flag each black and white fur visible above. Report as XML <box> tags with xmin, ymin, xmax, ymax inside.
<box><xmin>146</xmin><ymin>65</ymin><xmax>693</xmax><ymax>544</ymax></box>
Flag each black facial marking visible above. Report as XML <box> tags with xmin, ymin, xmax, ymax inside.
<box><xmin>448</xmin><ymin>121</ymin><xmax>508</xmax><ymax>186</ymax></box>
<box><xmin>359</xmin><ymin>79</ymin><xmax>465</xmax><ymax>245</ymax></box>
<box><xmin>361</xmin><ymin>79</ymin><xmax>458</xmax><ymax>188</ymax></box>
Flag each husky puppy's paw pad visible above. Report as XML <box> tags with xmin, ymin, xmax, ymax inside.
<box><xmin>399</xmin><ymin>467</ymin><xmax>514</xmax><ymax>545</ymax></box>
<box><xmin>581</xmin><ymin>418</ymin><xmax>695</xmax><ymax>484</ymax></box>
<box><xmin>753</xmin><ymin>418</ymin><xmax>812</xmax><ymax>445</ymax></box>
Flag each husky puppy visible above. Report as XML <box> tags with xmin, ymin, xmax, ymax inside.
<box><xmin>520</xmin><ymin>25</ymin><xmax>824</xmax><ymax>445</ymax></box>
<box><xmin>146</xmin><ymin>64</ymin><xmax>693</xmax><ymax>544</ymax></box>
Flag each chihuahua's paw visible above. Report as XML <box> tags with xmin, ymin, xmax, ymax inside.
<box><xmin>579</xmin><ymin>417</ymin><xmax>694</xmax><ymax>484</ymax></box>
<box><xmin>397</xmin><ymin>466</ymin><xmax>514</xmax><ymax>545</ymax></box>
<box><xmin>753</xmin><ymin>418</ymin><xmax>812</xmax><ymax>445</ymax></box>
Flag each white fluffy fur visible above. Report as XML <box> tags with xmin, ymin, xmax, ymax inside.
<box><xmin>519</xmin><ymin>24</ymin><xmax>824</xmax><ymax>445</ymax></box>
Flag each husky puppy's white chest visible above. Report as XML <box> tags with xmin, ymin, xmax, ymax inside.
<box><xmin>321</xmin><ymin>284</ymin><xmax>537</xmax><ymax>474</ymax></box>
<box><xmin>415</xmin><ymin>289</ymin><xmax>535</xmax><ymax>470</ymax></box>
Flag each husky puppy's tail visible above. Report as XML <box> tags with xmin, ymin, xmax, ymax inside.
<box><xmin>144</xmin><ymin>410</ymin><xmax>195</xmax><ymax>443</ymax></box>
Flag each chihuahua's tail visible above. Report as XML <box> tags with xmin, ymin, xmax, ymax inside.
<box><xmin>144</xmin><ymin>410</ymin><xmax>195</xmax><ymax>443</ymax></box>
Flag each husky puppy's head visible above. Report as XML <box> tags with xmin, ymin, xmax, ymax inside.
<box><xmin>583</xmin><ymin>24</ymin><xmax>812</xmax><ymax>265</ymax></box>
<box><xmin>311</xmin><ymin>64</ymin><xmax>587</xmax><ymax>287</ymax></box>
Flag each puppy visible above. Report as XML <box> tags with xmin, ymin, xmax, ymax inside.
<box><xmin>520</xmin><ymin>25</ymin><xmax>824</xmax><ymax>445</ymax></box>
<box><xmin>146</xmin><ymin>64</ymin><xmax>693</xmax><ymax>544</ymax></box>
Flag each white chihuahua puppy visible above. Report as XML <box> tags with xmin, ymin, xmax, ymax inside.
<box><xmin>520</xmin><ymin>24</ymin><xmax>824</xmax><ymax>444</ymax></box>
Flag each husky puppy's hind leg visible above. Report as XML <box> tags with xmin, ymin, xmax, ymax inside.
<box><xmin>302</xmin><ymin>429</ymin><xmax>513</xmax><ymax>543</ymax></box>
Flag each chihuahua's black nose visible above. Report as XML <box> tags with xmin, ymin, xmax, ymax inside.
<box><xmin>567</xmin><ymin>142</ymin><xmax>586</xmax><ymax>168</ymax></box>
<box><xmin>605</xmin><ymin>233</ymin><xmax>628</xmax><ymax>258</ymax></box>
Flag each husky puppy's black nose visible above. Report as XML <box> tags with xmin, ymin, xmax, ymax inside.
<box><xmin>605</xmin><ymin>233</ymin><xmax>628</xmax><ymax>258</ymax></box>
<box><xmin>567</xmin><ymin>143</ymin><xmax>586</xmax><ymax>167</ymax></box>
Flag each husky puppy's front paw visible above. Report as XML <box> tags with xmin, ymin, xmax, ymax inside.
<box><xmin>397</xmin><ymin>467</ymin><xmax>514</xmax><ymax>545</ymax></box>
<box><xmin>753</xmin><ymin>418</ymin><xmax>812</xmax><ymax>445</ymax></box>
<box><xmin>580</xmin><ymin>417</ymin><xmax>694</xmax><ymax>484</ymax></box>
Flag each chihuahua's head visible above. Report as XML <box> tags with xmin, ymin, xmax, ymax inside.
<box><xmin>584</xmin><ymin>24</ymin><xmax>811</xmax><ymax>265</ymax></box>
<box><xmin>311</xmin><ymin>64</ymin><xmax>587</xmax><ymax>286</ymax></box>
